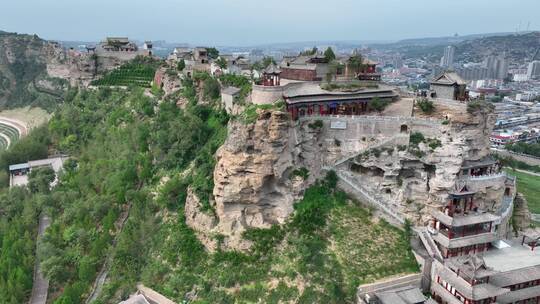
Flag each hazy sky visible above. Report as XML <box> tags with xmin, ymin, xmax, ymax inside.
<box><xmin>1</xmin><ymin>0</ymin><xmax>539</xmax><ymax>46</ymax></box>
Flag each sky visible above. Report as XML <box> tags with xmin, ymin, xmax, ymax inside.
<box><xmin>1</xmin><ymin>0</ymin><xmax>539</xmax><ymax>46</ymax></box>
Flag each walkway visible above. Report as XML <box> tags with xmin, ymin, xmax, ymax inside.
<box><xmin>333</xmin><ymin>133</ymin><xmax>409</xmax><ymax>167</ymax></box>
<box><xmin>492</xmin><ymin>149</ymin><xmax>540</xmax><ymax>167</ymax></box>
<box><xmin>28</xmin><ymin>214</ymin><xmax>51</xmax><ymax>304</ymax></box>
<box><xmin>511</xmin><ymin>168</ymin><xmax>540</xmax><ymax>177</ymax></box>
<box><xmin>335</xmin><ymin>169</ymin><xmax>405</xmax><ymax>226</ymax></box>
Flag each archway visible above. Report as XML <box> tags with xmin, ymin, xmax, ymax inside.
<box><xmin>400</xmin><ymin>124</ymin><xmax>408</xmax><ymax>133</ymax></box>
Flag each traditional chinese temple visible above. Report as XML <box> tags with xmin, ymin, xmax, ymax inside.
<box><xmin>283</xmin><ymin>83</ymin><xmax>398</xmax><ymax>120</ymax></box>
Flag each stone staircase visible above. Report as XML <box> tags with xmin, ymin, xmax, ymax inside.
<box><xmin>417</xmin><ymin>227</ymin><xmax>443</xmax><ymax>261</ymax></box>
<box><xmin>333</xmin><ymin>133</ymin><xmax>409</xmax><ymax>167</ymax></box>
<box><xmin>335</xmin><ymin>169</ymin><xmax>405</xmax><ymax>225</ymax></box>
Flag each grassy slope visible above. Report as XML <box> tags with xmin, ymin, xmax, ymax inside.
<box><xmin>507</xmin><ymin>169</ymin><xmax>540</xmax><ymax>214</ymax></box>
<box><xmin>128</xmin><ymin>181</ymin><xmax>418</xmax><ymax>304</ymax></box>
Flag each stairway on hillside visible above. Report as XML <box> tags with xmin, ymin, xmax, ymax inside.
<box><xmin>336</xmin><ymin>169</ymin><xmax>405</xmax><ymax>226</ymax></box>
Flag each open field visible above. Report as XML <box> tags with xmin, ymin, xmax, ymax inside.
<box><xmin>507</xmin><ymin>169</ymin><xmax>540</xmax><ymax>214</ymax></box>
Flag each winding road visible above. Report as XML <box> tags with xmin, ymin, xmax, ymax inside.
<box><xmin>28</xmin><ymin>214</ymin><xmax>50</xmax><ymax>304</ymax></box>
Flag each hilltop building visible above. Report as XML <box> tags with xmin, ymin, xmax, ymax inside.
<box><xmin>250</xmin><ymin>53</ymin><xmax>397</xmax><ymax>120</ymax></box>
<box><xmin>279</xmin><ymin>54</ymin><xmax>330</xmax><ymax>81</ymax></box>
<box><xmin>99</xmin><ymin>37</ymin><xmax>138</xmax><ymax>52</ymax></box>
<box><xmin>167</xmin><ymin>47</ymin><xmax>212</xmax><ymax>74</ymax></box>
<box><xmin>211</xmin><ymin>54</ymin><xmax>252</xmax><ymax>77</ymax></box>
<box><xmin>430</xmin><ymin>71</ymin><xmax>468</xmax><ymax>101</ymax></box>
<box><xmin>94</xmin><ymin>37</ymin><xmax>153</xmax><ymax>61</ymax></box>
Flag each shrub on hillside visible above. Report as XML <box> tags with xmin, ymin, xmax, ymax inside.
<box><xmin>417</xmin><ymin>98</ymin><xmax>435</xmax><ymax>114</ymax></box>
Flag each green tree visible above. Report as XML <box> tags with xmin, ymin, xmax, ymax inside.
<box><xmin>203</xmin><ymin>77</ymin><xmax>221</xmax><ymax>100</ymax></box>
<box><xmin>348</xmin><ymin>53</ymin><xmax>365</xmax><ymax>76</ymax></box>
<box><xmin>216</xmin><ymin>57</ymin><xmax>228</xmax><ymax>70</ymax></box>
<box><xmin>207</xmin><ymin>47</ymin><xmax>219</xmax><ymax>59</ymax></box>
<box><xmin>28</xmin><ymin>167</ymin><xmax>56</xmax><ymax>193</ymax></box>
<box><xmin>417</xmin><ymin>98</ymin><xmax>435</xmax><ymax>114</ymax></box>
<box><xmin>177</xmin><ymin>59</ymin><xmax>185</xmax><ymax>71</ymax></box>
<box><xmin>369</xmin><ymin>97</ymin><xmax>388</xmax><ymax>113</ymax></box>
<box><xmin>324</xmin><ymin>47</ymin><xmax>336</xmax><ymax>61</ymax></box>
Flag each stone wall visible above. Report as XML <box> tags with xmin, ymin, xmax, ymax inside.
<box><xmin>251</xmin><ymin>84</ymin><xmax>286</xmax><ymax>105</ymax></box>
<box><xmin>280</xmin><ymin>67</ymin><xmax>318</xmax><ymax>81</ymax></box>
<box><xmin>432</xmin><ymin>84</ymin><xmax>456</xmax><ymax>100</ymax></box>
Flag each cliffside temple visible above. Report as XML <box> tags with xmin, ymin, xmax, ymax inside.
<box><xmin>284</xmin><ymin>84</ymin><xmax>398</xmax><ymax>119</ymax></box>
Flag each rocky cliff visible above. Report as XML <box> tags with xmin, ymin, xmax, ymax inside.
<box><xmin>335</xmin><ymin>102</ymin><xmax>502</xmax><ymax>224</ymax></box>
<box><xmin>0</xmin><ymin>31</ymin><xmax>67</xmax><ymax>110</ymax></box>
<box><xmin>186</xmin><ymin>109</ymin><xmax>305</xmax><ymax>250</ymax></box>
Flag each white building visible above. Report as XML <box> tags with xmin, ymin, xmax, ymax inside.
<box><xmin>9</xmin><ymin>155</ymin><xmax>69</xmax><ymax>188</ymax></box>
<box><xmin>440</xmin><ymin>46</ymin><xmax>456</xmax><ymax>68</ymax></box>
<box><xmin>527</xmin><ymin>61</ymin><xmax>540</xmax><ymax>80</ymax></box>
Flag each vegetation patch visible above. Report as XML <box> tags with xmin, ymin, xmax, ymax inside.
<box><xmin>506</xmin><ymin>169</ymin><xmax>540</xmax><ymax>214</ymax></box>
<box><xmin>467</xmin><ymin>100</ymin><xmax>494</xmax><ymax>114</ymax></box>
<box><xmin>239</xmin><ymin>101</ymin><xmax>285</xmax><ymax>124</ymax></box>
<box><xmin>290</xmin><ymin>167</ymin><xmax>309</xmax><ymax>180</ymax></box>
<box><xmin>91</xmin><ymin>58</ymin><xmax>159</xmax><ymax>88</ymax></box>
<box><xmin>321</xmin><ymin>81</ymin><xmax>378</xmax><ymax>91</ymax></box>
<box><xmin>417</xmin><ymin>98</ymin><xmax>435</xmax><ymax>114</ymax></box>
<box><xmin>506</xmin><ymin>142</ymin><xmax>540</xmax><ymax>158</ymax></box>
<box><xmin>133</xmin><ymin>172</ymin><xmax>417</xmax><ymax>303</ymax></box>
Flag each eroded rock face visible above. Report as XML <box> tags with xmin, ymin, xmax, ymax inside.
<box><xmin>514</xmin><ymin>193</ymin><xmax>531</xmax><ymax>231</ymax></box>
<box><xmin>186</xmin><ymin>109</ymin><xmax>304</xmax><ymax>250</ymax></box>
<box><xmin>296</xmin><ymin>106</ymin><xmax>502</xmax><ymax>226</ymax></box>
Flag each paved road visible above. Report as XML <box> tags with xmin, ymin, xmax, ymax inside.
<box><xmin>28</xmin><ymin>214</ymin><xmax>50</xmax><ymax>304</ymax></box>
<box><xmin>512</xmin><ymin>168</ymin><xmax>540</xmax><ymax>177</ymax></box>
<box><xmin>492</xmin><ymin>149</ymin><xmax>540</xmax><ymax>167</ymax></box>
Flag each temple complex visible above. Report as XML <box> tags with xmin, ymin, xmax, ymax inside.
<box><xmin>415</xmin><ymin>155</ymin><xmax>540</xmax><ymax>303</ymax></box>
<box><xmin>251</xmin><ymin>52</ymin><xmax>398</xmax><ymax>120</ymax></box>
<box><xmin>283</xmin><ymin>83</ymin><xmax>398</xmax><ymax>120</ymax></box>
<box><xmin>99</xmin><ymin>37</ymin><xmax>138</xmax><ymax>52</ymax></box>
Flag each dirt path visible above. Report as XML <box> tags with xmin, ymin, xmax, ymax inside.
<box><xmin>28</xmin><ymin>214</ymin><xmax>51</xmax><ymax>304</ymax></box>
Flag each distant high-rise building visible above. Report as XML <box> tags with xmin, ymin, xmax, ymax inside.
<box><xmin>483</xmin><ymin>55</ymin><xmax>509</xmax><ymax>80</ymax></box>
<box><xmin>440</xmin><ymin>46</ymin><xmax>455</xmax><ymax>68</ymax></box>
<box><xmin>392</xmin><ymin>55</ymin><xmax>403</xmax><ymax>69</ymax></box>
<box><xmin>527</xmin><ymin>61</ymin><xmax>540</xmax><ymax>80</ymax></box>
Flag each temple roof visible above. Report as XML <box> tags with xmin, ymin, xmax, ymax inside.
<box><xmin>447</xmin><ymin>255</ymin><xmax>498</xmax><ymax>280</ymax></box>
<box><xmin>498</xmin><ymin>285</ymin><xmax>540</xmax><ymax>303</ymax></box>
<box><xmin>437</xmin><ymin>266</ymin><xmax>509</xmax><ymax>300</ymax></box>
<box><xmin>490</xmin><ymin>265</ymin><xmax>540</xmax><ymax>287</ymax></box>
<box><xmin>431</xmin><ymin>71</ymin><xmax>466</xmax><ymax>86</ymax></box>
<box><xmin>263</xmin><ymin>63</ymin><xmax>281</xmax><ymax>74</ymax></box>
<box><xmin>375</xmin><ymin>285</ymin><xmax>427</xmax><ymax>304</ymax></box>
<box><xmin>432</xmin><ymin>210</ymin><xmax>500</xmax><ymax>227</ymax></box>
<box><xmin>462</xmin><ymin>156</ymin><xmax>497</xmax><ymax>170</ymax></box>
<box><xmin>433</xmin><ymin>231</ymin><xmax>498</xmax><ymax>248</ymax></box>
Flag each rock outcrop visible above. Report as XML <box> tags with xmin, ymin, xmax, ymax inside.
<box><xmin>513</xmin><ymin>193</ymin><xmax>531</xmax><ymax>231</ymax></box>
<box><xmin>186</xmin><ymin>109</ymin><xmax>305</xmax><ymax>250</ymax></box>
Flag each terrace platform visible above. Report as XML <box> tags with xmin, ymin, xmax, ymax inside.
<box><xmin>483</xmin><ymin>238</ymin><xmax>540</xmax><ymax>273</ymax></box>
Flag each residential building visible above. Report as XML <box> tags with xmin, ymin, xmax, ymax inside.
<box><xmin>440</xmin><ymin>46</ymin><xmax>456</xmax><ymax>68</ymax></box>
<box><xmin>527</xmin><ymin>61</ymin><xmax>540</xmax><ymax>80</ymax></box>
